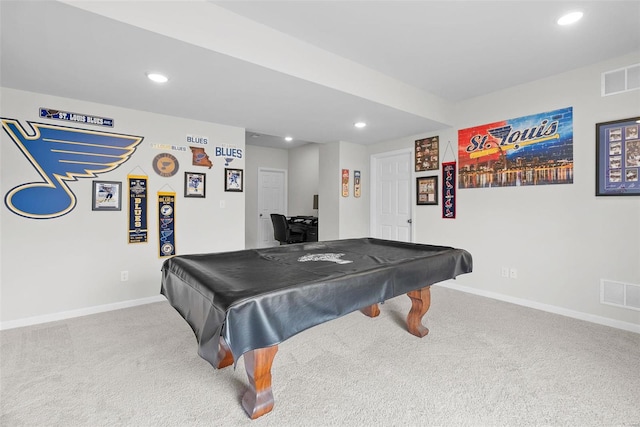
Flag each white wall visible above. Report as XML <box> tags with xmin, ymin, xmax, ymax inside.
<box><xmin>288</xmin><ymin>143</ymin><xmax>320</xmax><ymax>216</ymax></box>
<box><xmin>339</xmin><ymin>141</ymin><xmax>370</xmax><ymax>238</ymax></box>
<box><xmin>369</xmin><ymin>52</ymin><xmax>640</xmax><ymax>327</ymax></box>
<box><xmin>318</xmin><ymin>142</ymin><xmax>340</xmax><ymax>240</ymax></box>
<box><xmin>1</xmin><ymin>88</ymin><xmax>245</xmax><ymax>324</ymax></box>
<box><xmin>244</xmin><ymin>144</ymin><xmax>288</xmax><ymax>249</ymax></box>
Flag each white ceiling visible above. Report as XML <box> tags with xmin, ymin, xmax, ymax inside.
<box><xmin>2</xmin><ymin>1</ymin><xmax>639</xmax><ymax>149</ymax></box>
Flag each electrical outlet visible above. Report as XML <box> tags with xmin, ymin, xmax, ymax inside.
<box><xmin>509</xmin><ymin>268</ymin><xmax>518</xmax><ymax>279</ymax></box>
<box><xmin>120</xmin><ymin>271</ymin><xmax>129</xmax><ymax>282</ymax></box>
<box><xmin>501</xmin><ymin>267</ymin><xmax>509</xmax><ymax>278</ymax></box>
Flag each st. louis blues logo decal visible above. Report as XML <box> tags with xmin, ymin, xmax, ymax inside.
<box><xmin>2</xmin><ymin>118</ymin><xmax>143</xmax><ymax>219</ymax></box>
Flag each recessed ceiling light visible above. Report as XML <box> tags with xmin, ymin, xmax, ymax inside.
<box><xmin>251</xmin><ymin>133</ymin><xmax>260</xmax><ymax>138</ymax></box>
<box><xmin>354</xmin><ymin>122</ymin><xmax>367</xmax><ymax>128</ymax></box>
<box><xmin>557</xmin><ymin>11</ymin><xmax>583</xmax><ymax>26</ymax></box>
<box><xmin>285</xmin><ymin>136</ymin><xmax>293</xmax><ymax>142</ymax></box>
<box><xmin>146</xmin><ymin>72</ymin><xmax>169</xmax><ymax>83</ymax></box>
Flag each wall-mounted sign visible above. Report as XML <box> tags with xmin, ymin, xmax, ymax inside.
<box><xmin>458</xmin><ymin>107</ymin><xmax>573</xmax><ymax>188</ymax></box>
<box><xmin>190</xmin><ymin>146</ymin><xmax>213</xmax><ymax>168</ymax></box>
<box><xmin>39</xmin><ymin>107</ymin><xmax>114</xmax><ymax>127</ymax></box>
<box><xmin>152</xmin><ymin>153</ymin><xmax>179</xmax><ymax>177</ymax></box>
<box><xmin>354</xmin><ymin>170</ymin><xmax>361</xmax><ymax>198</ymax></box>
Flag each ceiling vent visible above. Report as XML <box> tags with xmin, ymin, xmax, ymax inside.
<box><xmin>601</xmin><ymin>279</ymin><xmax>640</xmax><ymax>311</ymax></box>
<box><xmin>602</xmin><ymin>63</ymin><xmax>640</xmax><ymax>96</ymax></box>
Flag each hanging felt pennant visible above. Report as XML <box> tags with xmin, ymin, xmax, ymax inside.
<box><xmin>158</xmin><ymin>191</ymin><xmax>176</xmax><ymax>257</ymax></box>
<box><xmin>342</xmin><ymin>169</ymin><xmax>349</xmax><ymax>197</ymax></box>
<box><xmin>128</xmin><ymin>175</ymin><xmax>148</xmax><ymax>243</ymax></box>
<box><xmin>442</xmin><ymin>162</ymin><xmax>456</xmax><ymax>219</ymax></box>
<box><xmin>354</xmin><ymin>170</ymin><xmax>361</xmax><ymax>198</ymax></box>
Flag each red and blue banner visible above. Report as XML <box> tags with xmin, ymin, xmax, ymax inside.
<box><xmin>458</xmin><ymin>107</ymin><xmax>573</xmax><ymax>188</ymax></box>
<box><xmin>442</xmin><ymin>162</ymin><xmax>456</xmax><ymax>219</ymax></box>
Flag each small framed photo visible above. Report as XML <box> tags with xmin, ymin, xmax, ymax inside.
<box><xmin>596</xmin><ymin>116</ymin><xmax>640</xmax><ymax>196</ymax></box>
<box><xmin>225</xmin><ymin>168</ymin><xmax>243</xmax><ymax>192</ymax></box>
<box><xmin>184</xmin><ymin>172</ymin><xmax>206</xmax><ymax>198</ymax></box>
<box><xmin>416</xmin><ymin>176</ymin><xmax>438</xmax><ymax>205</ymax></box>
<box><xmin>92</xmin><ymin>180</ymin><xmax>122</xmax><ymax>211</ymax></box>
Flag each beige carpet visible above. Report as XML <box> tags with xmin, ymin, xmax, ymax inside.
<box><xmin>1</xmin><ymin>286</ymin><xmax>639</xmax><ymax>426</ymax></box>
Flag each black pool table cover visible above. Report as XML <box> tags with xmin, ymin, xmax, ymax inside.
<box><xmin>160</xmin><ymin>238</ymin><xmax>473</xmax><ymax>367</ymax></box>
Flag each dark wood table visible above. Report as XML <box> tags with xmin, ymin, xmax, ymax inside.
<box><xmin>161</xmin><ymin>238</ymin><xmax>472</xmax><ymax>419</ymax></box>
<box><xmin>287</xmin><ymin>216</ymin><xmax>318</xmax><ymax>242</ymax></box>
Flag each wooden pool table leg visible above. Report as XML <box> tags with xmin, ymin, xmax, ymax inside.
<box><xmin>406</xmin><ymin>286</ymin><xmax>431</xmax><ymax>337</ymax></box>
<box><xmin>360</xmin><ymin>303</ymin><xmax>380</xmax><ymax>317</ymax></box>
<box><xmin>217</xmin><ymin>337</ymin><xmax>234</xmax><ymax>368</ymax></box>
<box><xmin>242</xmin><ymin>345</ymin><xmax>279</xmax><ymax>419</ymax></box>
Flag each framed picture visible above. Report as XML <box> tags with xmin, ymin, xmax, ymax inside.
<box><xmin>92</xmin><ymin>180</ymin><xmax>122</xmax><ymax>211</ymax></box>
<box><xmin>415</xmin><ymin>136</ymin><xmax>439</xmax><ymax>172</ymax></box>
<box><xmin>596</xmin><ymin>116</ymin><xmax>640</xmax><ymax>196</ymax></box>
<box><xmin>416</xmin><ymin>176</ymin><xmax>438</xmax><ymax>205</ymax></box>
<box><xmin>225</xmin><ymin>168</ymin><xmax>243</xmax><ymax>192</ymax></box>
<box><xmin>184</xmin><ymin>172</ymin><xmax>206</xmax><ymax>198</ymax></box>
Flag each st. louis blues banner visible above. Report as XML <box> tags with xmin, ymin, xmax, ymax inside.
<box><xmin>458</xmin><ymin>107</ymin><xmax>573</xmax><ymax>188</ymax></box>
<box><xmin>443</xmin><ymin>161</ymin><xmax>456</xmax><ymax>219</ymax></box>
<box><xmin>128</xmin><ymin>175</ymin><xmax>148</xmax><ymax>243</ymax></box>
<box><xmin>158</xmin><ymin>191</ymin><xmax>176</xmax><ymax>257</ymax></box>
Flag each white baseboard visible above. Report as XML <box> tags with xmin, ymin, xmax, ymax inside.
<box><xmin>3</xmin><ymin>284</ymin><xmax>638</xmax><ymax>334</ymax></box>
<box><xmin>0</xmin><ymin>295</ymin><xmax>167</xmax><ymax>331</ymax></box>
<box><xmin>437</xmin><ymin>281</ymin><xmax>640</xmax><ymax>334</ymax></box>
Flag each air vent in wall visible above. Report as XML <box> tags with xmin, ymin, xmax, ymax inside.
<box><xmin>601</xmin><ymin>279</ymin><xmax>640</xmax><ymax>311</ymax></box>
<box><xmin>602</xmin><ymin>63</ymin><xmax>640</xmax><ymax>96</ymax></box>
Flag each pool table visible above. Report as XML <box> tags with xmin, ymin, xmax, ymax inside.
<box><xmin>160</xmin><ymin>238</ymin><xmax>472</xmax><ymax>419</ymax></box>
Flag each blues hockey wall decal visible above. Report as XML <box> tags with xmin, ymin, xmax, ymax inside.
<box><xmin>190</xmin><ymin>146</ymin><xmax>213</xmax><ymax>168</ymax></box>
<box><xmin>2</xmin><ymin>118</ymin><xmax>143</xmax><ymax>219</ymax></box>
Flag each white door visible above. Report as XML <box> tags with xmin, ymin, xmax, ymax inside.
<box><xmin>371</xmin><ymin>150</ymin><xmax>412</xmax><ymax>242</ymax></box>
<box><xmin>257</xmin><ymin>168</ymin><xmax>287</xmax><ymax>248</ymax></box>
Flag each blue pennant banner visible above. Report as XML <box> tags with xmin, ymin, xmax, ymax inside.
<box><xmin>158</xmin><ymin>191</ymin><xmax>176</xmax><ymax>257</ymax></box>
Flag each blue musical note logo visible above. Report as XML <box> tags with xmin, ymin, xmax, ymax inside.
<box><xmin>2</xmin><ymin>118</ymin><xmax>143</xmax><ymax>219</ymax></box>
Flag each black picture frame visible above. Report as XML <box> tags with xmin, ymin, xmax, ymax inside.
<box><xmin>225</xmin><ymin>168</ymin><xmax>243</xmax><ymax>192</ymax></box>
<box><xmin>596</xmin><ymin>116</ymin><xmax>640</xmax><ymax>196</ymax></box>
<box><xmin>91</xmin><ymin>180</ymin><xmax>122</xmax><ymax>211</ymax></box>
<box><xmin>417</xmin><ymin>176</ymin><xmax>438</xmax><ymax>205</ymax></box>
<box><xmin>184</xmin><ymin>172</ymin><xmax>206</xmax><ymax>198</ymax></box>
<box><xmin>415</xmin><ymin>136</ymin><xmax>439</xmax><ymax>172</ymax></box>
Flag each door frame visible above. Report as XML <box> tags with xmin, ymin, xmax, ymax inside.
<box><xmin>257</xmin><ymin>167</ymin><xmax>287</xmax><ymax>248</ymax></box>
<box><xmin>370</xmin><ymin>148</ymin><xmax>413</xmax><ymax>241</ymax></box>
